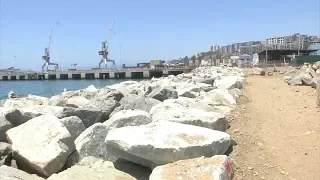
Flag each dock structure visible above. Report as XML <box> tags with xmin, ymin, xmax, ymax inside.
<box><xmin>0</xmin><ymin>67</ymin><xmax>193</xmax><ymax>81</ymax></box>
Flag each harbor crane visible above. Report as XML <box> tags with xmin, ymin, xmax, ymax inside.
<box><xmin>42</xmin><ymin>29</ymin><xmax>59</xmax><ymax>72</ymax></box>
<box><xmin>98</xmin><ymin>21</ymin><xmax>116</xmax><ymax>69</ymax></box>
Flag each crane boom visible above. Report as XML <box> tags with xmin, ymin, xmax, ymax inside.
<box><xmin>48</xmin><ymin>29</ymin><xmax>52</xmax><ymax>51</ymax></box>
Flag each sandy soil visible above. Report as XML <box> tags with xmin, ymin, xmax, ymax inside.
<box><xmin>228</xmin><ymin>73</ymin><xmax>320</xmax><ymax>180</ymax></box>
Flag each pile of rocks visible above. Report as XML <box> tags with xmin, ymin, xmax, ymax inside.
<box><xmin>0</xmin><ymin>66</ymin><xmax>245</xmax><ymax>180</ymax></box>
<box><xmin>284</xmin><ymin>61</ymin><xmax>320</xmax><ymax>87</ymax></box>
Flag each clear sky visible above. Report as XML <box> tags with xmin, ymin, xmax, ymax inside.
<box><xmin>0</xmin><ymin>0</ymin><xmax>319</xmax><ymax>71</ymax></box>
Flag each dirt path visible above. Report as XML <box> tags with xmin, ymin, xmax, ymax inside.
<box><xmin>229</xmin><ymin>75</ymin><xmax>320</xmax><ymax>180</ymax></box>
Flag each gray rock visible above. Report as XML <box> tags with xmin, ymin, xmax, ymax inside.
<box><xmin>0</xmin><ymin>165</ymin><xmax>45</xmax><ymax>180</ymax></box>
<box><xmin>287</xmin><ymin>76</ymin><xmax>303</xmax><ymax>86</ymax></box>
<box><xmin>196</xmin><ymin>83</ymin><xmax>214</xmax><ymax>92</ymax></box>
<box><xmin>300</xmin><ymin>71</ymin><xmax>315</xmax><ymax>86</ymax></box>
<box><xmin>0</xmin><ymin>142</ymin><xmax>12</xmax><ymax>166</ymax></box>
<box><xmin>177</xmin><ymin>83</ymin><xmax>201</xmax><ymax>98</ymax></box>
<box><xmin>73</xmin><ymin>110</ymin><xmax>152</xmax><ymax>163</ymax></box>
<box><xmin>147</xmin><ymin>85</ymin><xmax>178</xmax><ymax>102</ymax></box>
<box><xmin>0</xmin><ymin>111</ymin><xmax>13</xmax><ymax>142</ymax></box>
<box><xmin>81</xmin><ymin>99</ymin><xmax>120</xmax><ymax>123</ymax></box>
<box><xmin>59</xmin><ymin>116</ymin><xmax>86</xmax><ymax>141</ymax></box>
<box><xmin>60</xmin><ymin>108</ymin><xmax>103</xmax><ymax>128</ymax></box>
<box><xmin>6</xmin><ymin>115</ymin><xmax>75</xmax><ymax>177</ymax></box>
<box><xmin>3</xmin><ymin>106</ymin><xmax>72</xmax><ymax>126</ymax></box>
<box><xmin>105</xmin><ymin>121</ymin><xmax>233</xmax><ymax>169</ymax></box>
<box><xmin>120</xmin><ymin>94</ymin><xmax>161</xmax><ymax>112</ymax></box>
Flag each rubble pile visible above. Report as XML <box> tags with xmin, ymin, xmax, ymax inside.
<box><xmin>284</xmin><ymin>61</ymin><xmax>320</xmax><ymax>88</ymax></box>
<box><xmin>0</xmin><ymin>66</ymin><xmax>245</xmax><ymax>180</ymax></box>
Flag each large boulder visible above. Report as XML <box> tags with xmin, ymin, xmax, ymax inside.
<box><xmin>59</xmin><ymin>116</ymin><xmax>86</xmax><ymax>141</ymax></box>
<box><xmin>49</xmin><ymin>95</ymin><xmax>66</xmax><ymax>106</ymax></box>
<box><xmin>80</xmin><ymin>98</ymin><xmax>121</xmax><ymax>123</ymax></box>
<box><xmin>147</xmin><ymin>85</ymin><xmax>178</xmax><ymax>102</ymax></box>
<box><xmin>0</xmin><ymin>165</ymin><xmax>45</xmax><ymax>180</ymax></box>
<box><xmin>4</xmin><ymin>95</ymin><xmax>49</xmax><ymax>109</ymax></box>
<box><xmin>107</xmin><ymin>109</ymin><xmax>152</xmax><ymax>128</ymax></box>
<box><xmin>105</xmin><ymin>121</ymin><xmax>234</xmax><ymax>168</ymax></box>
<box><xmin>119</xmin><ymin>94</ymin><xmax>161</xmax><ymax>112</ymax></box>
<box><xmin>93</xmin><ymin>87</ymin><xmax>124</xmax><ymax>102</ymax></box>
<box><xmin>6</xmin><ymin>115</ymin><xmax>75</xmax><ymax>177</ymax></box>
<box><xmin>66</xmin><ymin>96</ymin><xmax>89</xmax><ymax>108</ymax></box>
<box><xmin>149</xmin><ymin>155</ymin><xmax>234</xmax><ymax>180</ymax></box>
<box><xmin>214</xmin><ymin>76</ymin><xmax>243</xmax><ymax>90</ymax></box>
<box><xmin>199</xmin><ymin>89</ymin><xmax>237</xmax><ymax>107</ymax></box>
<box><xmin>72</xmin><ymin>123</ymin><xmax>111</xmax><ymax>163</ymax></box>
<box><xmin>150</xmin><ymin>103</ymin><xmax>227</xmax><ymax>131</ymax></box>
<box><xmin>48</xmin><ymin>157</ymin><xmax>149</xmax><ymax>180</ymax></box>
<box><xmin>3</xmin><ymin>105</ymin><xmax>72</xmax><ymax>126</ymax></box>
<box><xmin>312</xmin><ymin>61</ymin><xmax>320</xmax><ymax>70</ymax></box>
<box><xmin>60</xmin><ymin>108</ymin><xmax>103</xmax><ymax>128</ymax></box>
<box><xmin>73</xmin><ymin>110</ymin><xmax>152</xmax><ymax>163</ymax></box>
<box><xmin>177</xmin><ymin>83</ymin><xmax>201</xmax><ymax>98</ymax></box>
<box><xmin>0</xmin><ymin>100</ymin><xmax>5</xmax><ymax>107</ymax></box>
<box><xmin>81</xmin><ymin>85</ymin><xmax>98</xmax><ymax>99</ymax></box>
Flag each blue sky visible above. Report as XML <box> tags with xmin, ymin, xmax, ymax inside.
<box><xmin>0</xmin><ymin>0</ymin><xmax>319</xmax><ymax>71</ymax></box>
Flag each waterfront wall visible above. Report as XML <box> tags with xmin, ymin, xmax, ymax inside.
<box><xmin>0</xmin><ymin>68</ymin><xmax>187</xmax><ymax>81</ymax></box>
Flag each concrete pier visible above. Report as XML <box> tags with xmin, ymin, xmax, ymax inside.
<box><xmin>0</xmin><ymin>67</ymin><xmax>192</xmax><ymax>81</ymax></box>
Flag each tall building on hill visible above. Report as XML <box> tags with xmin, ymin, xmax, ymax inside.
<box><xmin>209</xmin><ymin>45</ymin><xmax>220</xmax><ymax>52</ymax></box>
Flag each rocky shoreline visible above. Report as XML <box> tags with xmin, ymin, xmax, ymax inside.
<box><xmin>0</xmin><ymin>66</ymin><xmax>244</xmax><ymax>180</ymax></box>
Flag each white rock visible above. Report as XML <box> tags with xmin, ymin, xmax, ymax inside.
<box><xmin>3</xmin><ymin>105</ymin><xmax>71</xmax><ymax>126</ymax></box>
<box><xmin>106</xmin><ymin>109</ymin><xmax>152</xmax><ymax>128</ymax></box>
<box><xmin>60</xmin><ymin>116</ymin><xmax>86</xmax><ymax>141</ymax></box>
<box><xmin>214</xmin><ymin>76</ymin><xmax>243</xmax><ymax>90</ymax></box>
<box><xmin>150</xmin><ymin>103</ymin><xmax>227</xmax><ymax>131</ymax></box>
<box><xmin>66</xmin><ymin>96</ymin><xmax>89</xmax><ymax>108</ymax></box>
<box><xmin>200</xmin><ymin>89</ymin><xmax>236</xmax><ymax>107</ymax></box>
<box><xmin>47</xmin><ymin>158</ymin><xmax>148</xmax><ymax>180</ymax></box>
<box><xmin>196</xmin><ymin>82</ymin><xmax>214</xmax><ymax>92</ymax></box>
<box><xmin>105</xmin><ymin>121</ymin><xmax>233</xmax><ymax>168</ymax></box>
<box><xmin>4</xmin><ymin>95</ymin><xmax>50</xmax><ymax>109</ymax></box>
<box><xmin>74</xmin><ymin>110</ymin><xmax>152</xmax><ymax>162</ymax></box>
<box><xmin>177</xmin><ymin>83</ymin><xmax>201</xmax><ymax>98</ymax></box>
<box><xmin>6</xmin><ymin>115</ymin><xmax>75</xmax><ymax>177</ymax></box>
<box><xmin>0</xmin><ymin>165</ymin><xmax>45</xmax><ymax>180</ymax></box>
<box><xmin>149</xmin><ymin>155</ymin><xmax>234</xmax><ymax>180</ymax></box>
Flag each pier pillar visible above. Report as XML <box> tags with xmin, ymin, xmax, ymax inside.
<box><xmin>81</xmin><ymin>73</ymin><xmax>85</xmax><ymax>79</ymax></box>
<box><xmin>143</xmin><ymin>71</ymin><xmax>150</xmax><ymax>78</ymax></box>
<box><xmin>25</xmin><ymin>75</ymin><xmax>29</xmax><ymax>80</ymax></box>
<box><xmin>68</xmin><ymin>73</ymin><xmax>72</xmax><ymax>79</ymax></box>
<box><xmin>45</xmin><ymin>74</ymin><xmax>49</xmax><ymax>80</ymax></box>
<box><xmin>125</xmin><ymin>72</ymin><xmax>131</xmax><ymax>78</ymax></box>
<box><xmin>94</xmin><ymin>73</ymin><xmax>99</xmax><ymax>79</ymax></box>
<box><xmin>110</xmin><ymin>72</ymin><xmax>115</xmax><ymax>79</ymax></box>
<box><xmin>0</xmin><ymin>76</ymin><xmax>2</xmax><ymax>80</ymax></box>
<box><xmin>56</xmin><ymin>74</ymin><xmax>60</xmax><ymax>80</ymax></box>
<box><xmin>16</xmin><ymin>75</ymin><xmax>19</xmax><ymax>80</ymax></box>
<box><xmin>8</xmin><ymin>76</ymin><xmax>11</xmax><ymax>80</ymax></box>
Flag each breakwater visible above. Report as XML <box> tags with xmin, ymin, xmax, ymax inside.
<box><xmin>0</xmin><ymin>66</ymin><xmax>244</xmax><ymax>179</ymax></box>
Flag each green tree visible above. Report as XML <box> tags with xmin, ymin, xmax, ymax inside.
<box><xmin>191</xmin><ymin>55</ymin><xmax>196</xmax><ymax>61</ymax></box>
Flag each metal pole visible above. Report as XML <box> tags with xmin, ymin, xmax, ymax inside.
<box><xmin>119</xmin><ymin>45</ymin><xmax>122</xmax><ymax>68</ymax></box>
<box><xmin>298</xmin><ymin>34</ymin><xmax>300</xmax><ymax>56</ymax></box>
